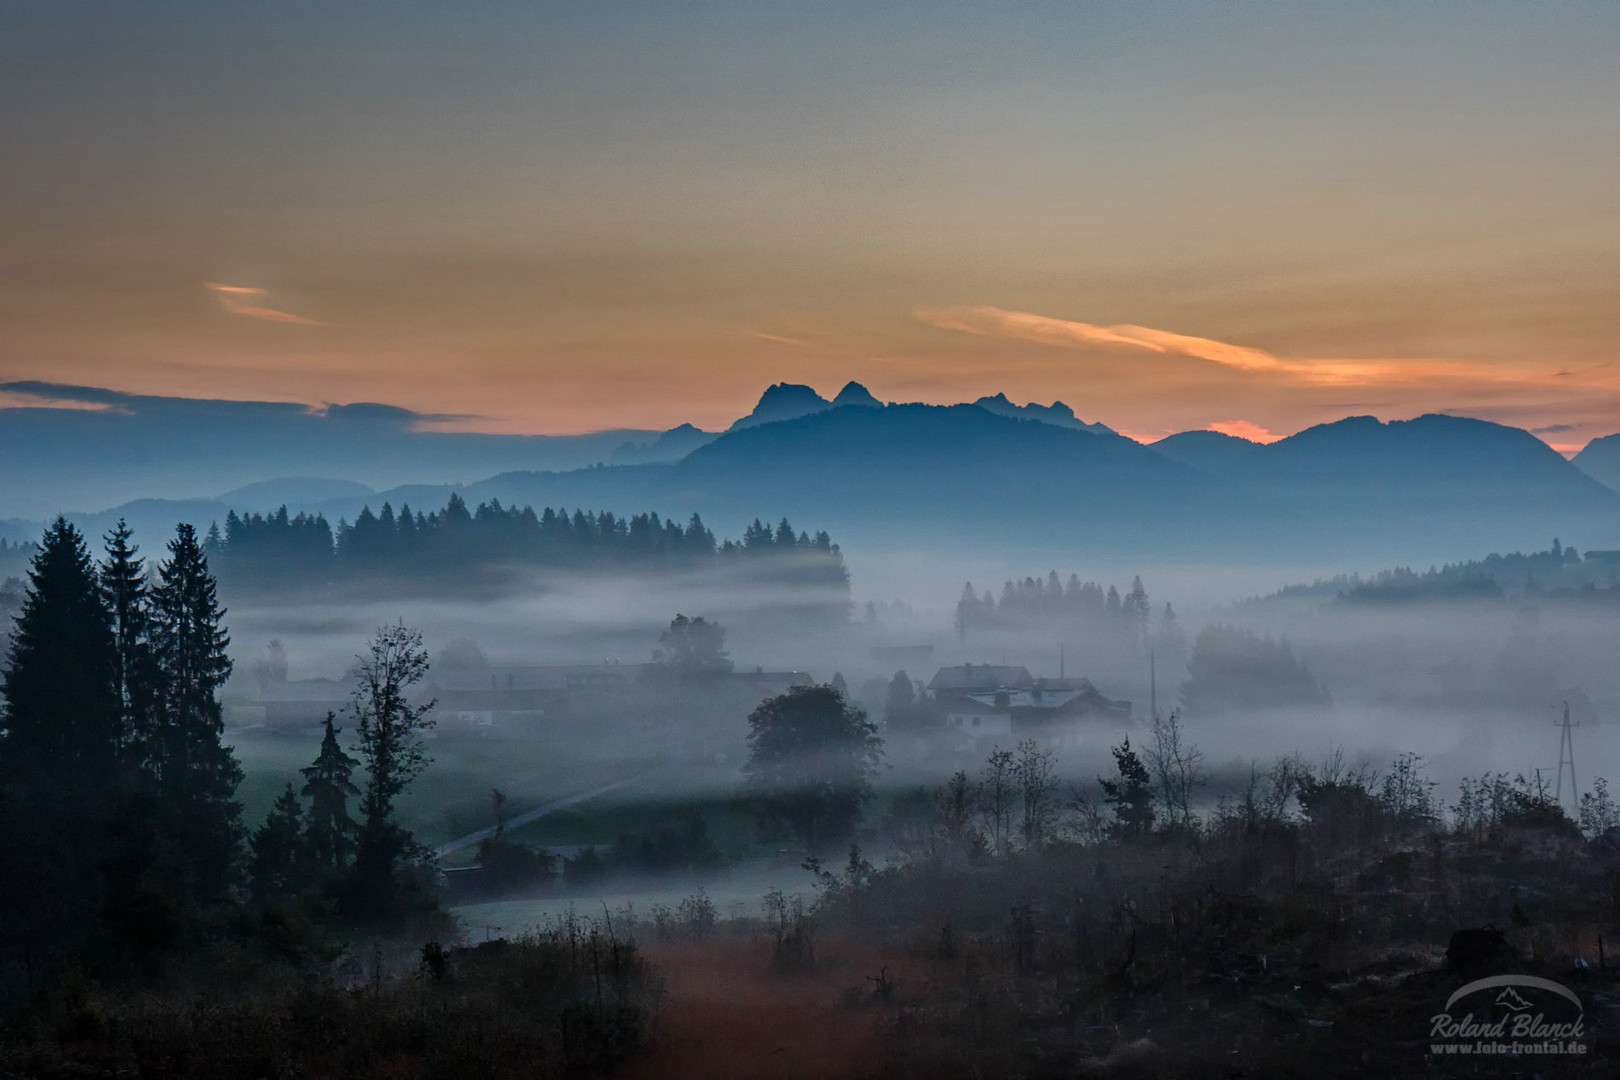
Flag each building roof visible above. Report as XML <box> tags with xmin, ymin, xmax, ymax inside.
<box><xmin>966</xmin><ymin>688</ymin><xmax>1085</xmax><ymax>711</ymax></box>
<box><xmin>927</xmin><ymin>663</ymin><xmax>1034</xmax><ymax>693</ymax></box>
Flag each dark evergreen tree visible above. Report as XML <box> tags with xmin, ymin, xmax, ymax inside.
<box><xmin>150</xmin><ymin>523</ymin><xmax>244</xmax><ymax>903</ymax></box>
<box><xmin>1099</xmin><ymin>738</ymin><xmax>1155</xmax><ymax>837</ymax></box>
<box><xmin>1</xmin><ymin>517</ymin><xmax>120</xmax><ymax>786</ymax></box>
<box><xmin>1123</xmin><ymin>575</ymin><xmax>1151</xmax><ymax>646</ymax></box>
<box><xmin>654</xmin><ymin>614</ymin><xmax>733</xmax><ymax>675</ymax></box>
<box><xmin>101</xmin><ymin>519</ymin><xmax>160</xmax><ymax>767</ymax></box>
<box><xmin>301</xmin><ymin>712</ymin><xmax>360</xmax><ymax>872</ymax></box>
<box><xmin>250</xmin><ymin>783</ymin><xmax>307</xmax><ymax>900</ymax></box>
<box><xmin>0</xmin><ymin>519</ymin><xmax>121</xmax><ymax>977</ymax></box>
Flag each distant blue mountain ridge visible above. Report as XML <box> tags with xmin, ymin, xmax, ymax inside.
<box><xmin>3</xmin><ymin>380</ymin><xmax>1618</xmax><ymax>572</ymax></box>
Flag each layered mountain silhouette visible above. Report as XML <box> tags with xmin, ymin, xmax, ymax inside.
<box><xmin>6</xmin><ymin>380</ymin><xmax>1619</xmax><ymax>571</ymax></box>
<box><xmin>728</xmin><ymin>380</ymin><xmax>883</xmax><ymax>430</ymax></box>
<box><xmin>1575</xmin><ymin>433</ymin><xmax>1620</xmax><ymax>494</ymax></box>
<box><xmin>0</xmin><ymin>381</ymin><xmax>690</xmax><ymax>520</ymax></box>
<box><xmin>441</xmin><ymin>409</ymin><xmax>1620</xmax><ymax>566</ymax></box>
<box><xmin>969</xmin><ymin>393</ymin><xmax>1114</xmax><ymax>435</ymax></box>
<box><xmin>1146</xmin><ymin>430</ymin><xmax>1261</xmax><ymax>474</ymax></box>
<box><xmin>610</xmin><ymin>423</ymin><xmax>718</xmax><ymax>465</ymax></box>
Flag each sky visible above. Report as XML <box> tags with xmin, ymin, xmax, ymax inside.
<box><xmin>2</xmin><ymin>2</ymin><xmax>1616</xmax><ymax>449</ymax></box>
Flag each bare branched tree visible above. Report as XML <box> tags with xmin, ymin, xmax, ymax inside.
<box><xmin>1015</xmin><ymin>739</ymin><xmax>1057</xmax><ymax>850</ymax></box>
<box><xmin>351</xmin><ymin>621</ymin><xmax>437</xmax><ymax>885</ymax></box>
<box><xmin>1146</xmin><ymin>710</ymin><xmax>1205</xmax><ymax>830</ymax></box>
<box><xmin>980</xmin><ymin>747</ymin><xmax>1015</xmax><ymax>855</ymax></box>
<box><xmin>937</xmin><ymin>769</ymin><xmax>978</xmax><ymax>852</ymax></box>
<box><xmin>1064</xmin><ymin>783</ymin><xmax>1109</xmax><ymax>845</ymax></box>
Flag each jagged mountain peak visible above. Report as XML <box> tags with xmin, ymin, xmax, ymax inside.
<box><xmin>831</xmin><ymin>381</ymin><xmax>883</xmax><ymax>408</ymax></box>
<box><xmin>728</xmin><ymin>383</ymin><xmax>832</xmax><ymax>430</ymax></box>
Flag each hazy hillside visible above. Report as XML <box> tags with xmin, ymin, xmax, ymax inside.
<box><xmin>356</xmin><ymin>406</ymin><xmax>1620</xmax><ymax>570</ymax></box>
<box><xmin>1212</xmin><ymin>414</ymin><xmax>1620</xmax><ymax>554</ymax></box>
<box><xmin>0</xmin><ymin>381</ymin><xmax>677</xmax><ymax>518</ymax></box>
<box><xmin>12</xmin><ymin>388</ymin><xmax>1619</xmax><ymax>576</ymax></box>
<box><xmin>1147</xmin><ymin>430</ymin><xmax>1261</xmax><ymax>474</ymax></box>
<box><xmin>1575</xmin><ymin>432</ymin><xmax>1620</xmax><ymax>494</ymax></box>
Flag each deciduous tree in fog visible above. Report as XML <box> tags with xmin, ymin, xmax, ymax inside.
<box><xmin>1180</xmin><ymin>623</ymin><xmax>1328</xmax><ymax>717</ymax></box>
<box><xmin>654</xmin><ymin>614</ymin><xmax>733</xmax><ymax>675</ymax></box>
<box><xmin>883</xmin><ymin>670</ymin><xmax>916</xmax><ymax>727</ymax></box>
<box><xmin>742</xmin><ymin>684</ymin><xmax>883</xmax><ymax>853</ymax></box>
<box><xmin>350</xmin><ymin>622</ymin><xmax>437</xmax><ymax>893</ymax></box>
<box><xmin>1015</xmin><ymin>739</ymin><xmax>1058</xmax><ymax>849</ymax></box>
<box><xmin>980</xmin><ymin>747</ymin><xmax>1015</xmax><ymax>854</ymax></box>
<box><xmin>1145</xmin><ymin>710</ymin><xmax>1206</xmax><ymax>831</ymax></box>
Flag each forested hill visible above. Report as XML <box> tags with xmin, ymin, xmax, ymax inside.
<box><xmin>1248</xmin><ymin>538</ymin><xmax>1620</xmax><ymax>608</ymax></box>
<box><xmin>204</xmin><ymin>493</ymin><xmax>851</xmax><ymax>601</ymax></box>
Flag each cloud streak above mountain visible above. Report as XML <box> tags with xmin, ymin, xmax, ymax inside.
<box><xmin>206</xmin><ymin>284</ymin><xmax>324</xmax><ymax>326</ymax></box>
<box><xmin>913</xmin><ymin>305</ymin><xmax>1473</xmax><ymax>388</ymax></box>
<box><xmin>916</xmin><ymin>305</ymin><xmax>1284</xmax><ymax>373</ymax></box>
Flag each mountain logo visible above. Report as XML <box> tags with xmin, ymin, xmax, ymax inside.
<box><xmin>1494</xmin><ymin>986</ymin><xmax>1533</xmax><ymax>1012</ymax></box>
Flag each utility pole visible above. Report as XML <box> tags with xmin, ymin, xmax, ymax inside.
<box><xmin>1555</xmin><ymin>700</ymin><xmax>1579</xmax><ymax>812</ymax></box>
<box><xmin>1149</xmin><ymin>647</ymin><xmax>1158</xmax><ymax>723</ymax></box>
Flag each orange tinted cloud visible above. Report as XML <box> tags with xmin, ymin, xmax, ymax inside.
<box><xmin>915</xmin><ymin>304</ymin><xmax>1510</xmax><ymax>389</ymax></box>
<box><xmin>205</xmin><ymin>283</ymin><xmax>324</xmax><ymax>326</ymax></box>
<box><xmin>915</xmin><ymin>305</ymin><xmax>1280</xmax><ymax>370</ymax></box>
<box><xmin>746</xmin><ymin>330</ymin><xmax>810</xmax><ymax>347</ymax></box>
<box><xmin>1208</xmin><ymin>419</ymin><xmax>1282</xmax><ymax>444</ymax></box>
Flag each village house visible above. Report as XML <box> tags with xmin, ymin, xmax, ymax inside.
<box><xmin>929</xmin><ymin>663</ymin><xmax>1132</xmax><ymax>746</ymax></box>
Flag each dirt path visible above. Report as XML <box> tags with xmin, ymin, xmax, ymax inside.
<box><xmin>625</xmin><ymin>937</ymin><xmax>905</xmax><ymax>1080</ymax></box>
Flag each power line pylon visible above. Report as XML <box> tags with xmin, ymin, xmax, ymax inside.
<box><xmin>1554</xmin><ymin>699</ymin><xmax>1579</xmax><ymax>812</ymax></box>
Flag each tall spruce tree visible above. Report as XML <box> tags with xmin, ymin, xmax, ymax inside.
<box><xmin>101</xmin><ymin>519</ymin><xmax>159</xmax><ymax>767</ymax></box>
<box><xmin>301</xmin><ymin>713</ymin><xmax>360</xmax><ymax>872</ymax></box>
<box><xmin>1</xmin><ymin>517</ymin><xmax>120</xmax><ymax>786</ymax></box>
<box><xmin>150</xmin><ymin>523</ymin><xmax>244</xmax><ymax>903</ymax></box>
<box><xmin>250</xmin><ymin>783</ymin><xmax>307</xmax><ymax>900</ymax></box>
<box><xmin>0</xmin><ymin>519</ymin><xmax>121</xmax><ymax>975</ymax></box>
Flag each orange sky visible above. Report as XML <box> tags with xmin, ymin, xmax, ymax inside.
<box><xmin>1</xmin><ymin>4</ymin><xmax>1616</xmax><ymax>450</ymax></box>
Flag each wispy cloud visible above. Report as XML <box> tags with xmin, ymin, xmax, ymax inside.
<box><xmin>206</xmin><ymin>283</ymin><xmax>324</xmax><ymax>325</ymax></box>
<box><xmin>913</xmin><ymin>304</ymin><xmax>1466</xmax><ymax>387</ymax></box>
<box><xmin>0</xmin><ymin>387</ymin><xmax>119</xmax><ymax>412</ymax></box>
<box><xmin>915</xmin><ymin>304</ymin><xmax>1278</xmax><ymax>369</ymax></box>
<box><xmin>746</xmin><ymin>330</ymin><xmax>810</xmax><ymax>347</ymax></box>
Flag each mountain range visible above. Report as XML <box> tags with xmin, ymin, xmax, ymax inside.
<box><xmin>4</xmin><ymin>380</ymin><xmax>1619</xmax><ymax>573</ymax></box>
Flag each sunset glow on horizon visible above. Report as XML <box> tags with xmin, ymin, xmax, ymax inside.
<box><xmin>2</xmin><ymin>3</ymin><xmax>1615</xmax><ymax>448</ymax></box>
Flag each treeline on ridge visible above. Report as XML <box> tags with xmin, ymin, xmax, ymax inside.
<box><xmin>206</xmin><ymin>494</ymin><xmax>850</xmax><ymax>595</ymax></box>
<box><xmin>1260</xmin><ymin>537</ymin><xmax>1620</xmax><ymax>607</ymax></box>
<box><xmin>954</xmin><ymin>571</ymin><xmax>1182</xmax><ymax>655</ymax></box>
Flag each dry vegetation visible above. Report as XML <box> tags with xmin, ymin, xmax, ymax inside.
<box><xmin>0</xmin><ymin>918</ymin><xmax>658</xmax><ymax>1080</ymax></box>
<box><xmin>622</xmin><ymin>745</ymin><xmax>1620</xmax><ymax>1079</ymax></box>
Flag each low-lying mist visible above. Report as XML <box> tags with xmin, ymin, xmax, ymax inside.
<box><xmin>219</xmin><ymin>540</ymin><xmax>1620</xmax><ymax>874</ymax></box>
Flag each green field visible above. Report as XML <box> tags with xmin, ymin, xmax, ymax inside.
<box><xmin>450</xmin><ymin>861</ymin><xmax>818</xmax><ymax>940</ymax></box>
<box><xmin>231</xmin><ymin>725</ymin><xmax>672</xmax><ymax>847</ymax></box>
